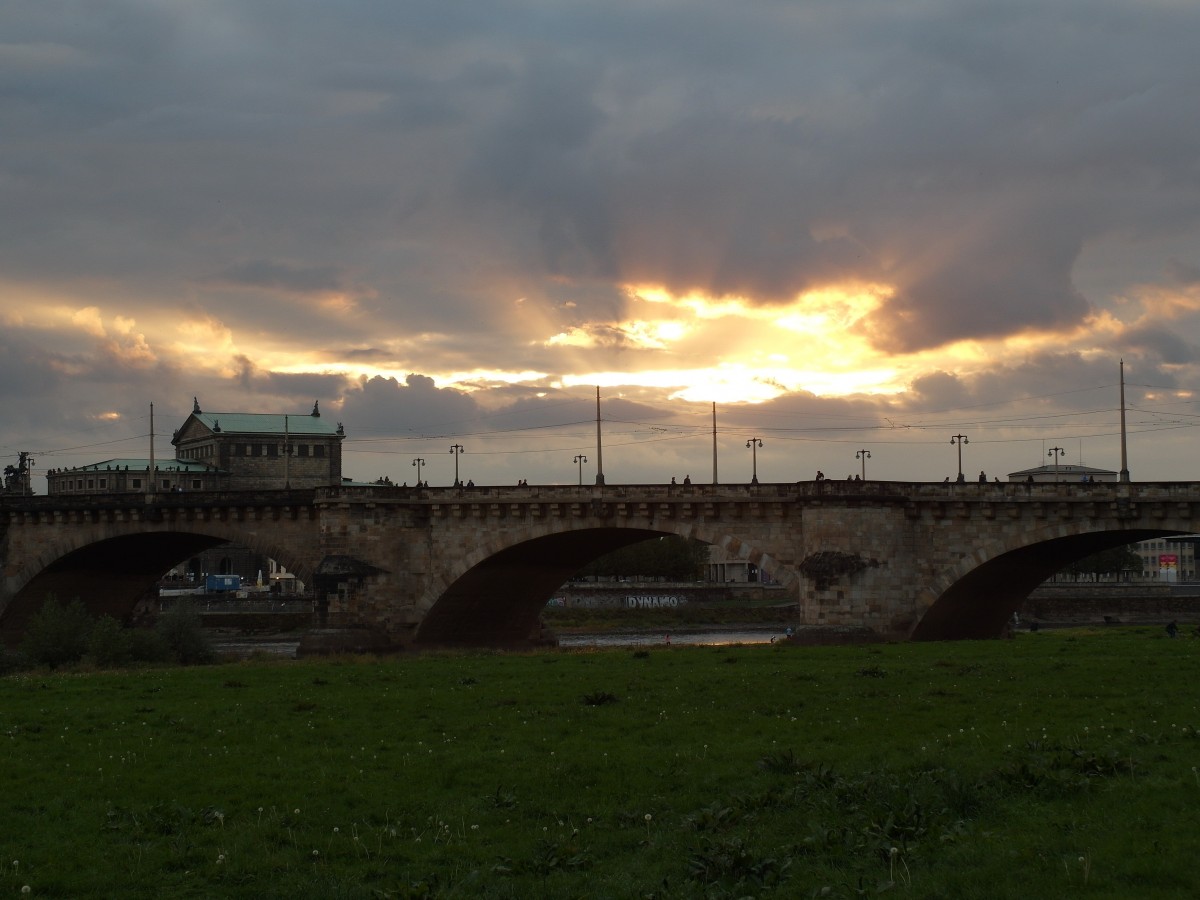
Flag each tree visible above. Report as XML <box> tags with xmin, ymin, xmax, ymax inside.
<box><xmin>579</xmin><ymin>536</ymin><xmax>710</xmax><ymax>581</ymax></box>
<box><xmin>1060</xmin><ymin>546</ymin><xmax>1144</xmax><ymax>582</ymax></box>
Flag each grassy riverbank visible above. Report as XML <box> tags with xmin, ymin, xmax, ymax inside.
<box><xmin>2</xmin><ymin>628</ymin><xmax>1198</xmax><ymax>898</ymax></box>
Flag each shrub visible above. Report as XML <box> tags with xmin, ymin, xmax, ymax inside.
<box><xmin>22</xmin><ymin>596</ymin><xmax>93</xmax><ymax>668</ymax></box>
<box><xmin>128</xmin><ymin>628</ymin><xmax>171</xmax><ymax>663</ymax></box>
<box><xmin>87</xmin><ymin>615</ymin><xmax>135</xmax><ymax>667</ymax></box>
<box><xmin>155</xmin><ymin>603</ymin><xmax>216</xmax><ymax>665</ymax></box>
<box><xmin>0</xmin><ymin>646</ymin><xmax>30</xmax><ymax>674</ymax></box>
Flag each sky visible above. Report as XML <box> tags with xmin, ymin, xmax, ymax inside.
<box><xmin>3</xmin><ymin>0</ymin><xmax>1200</xmax><ymax>490</ymax></box>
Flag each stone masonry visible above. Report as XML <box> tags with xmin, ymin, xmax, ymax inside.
<box><xmin>4</xmin><ymin>480</ymin><xmax>1200</xmax><ymax>647</ymax></box>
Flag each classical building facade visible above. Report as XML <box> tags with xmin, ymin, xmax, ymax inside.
<box><xmin>172</xmin><ymin>399</ymin><xmax>344</xmax><ymax>490</ymax></box>
<box><xmin>46</xmin><ymin>399</ymin><xmax>345</xmax><ymax>495</ymax></box>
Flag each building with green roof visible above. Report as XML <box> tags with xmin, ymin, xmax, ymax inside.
<box><xmin>46</xmin><ymin>399</ymin><xmax>345</xmax><ymax>495</ymax></box>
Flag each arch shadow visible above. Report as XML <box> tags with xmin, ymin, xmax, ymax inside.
<box><xmin>912</xmin><ymin>527</ymin><xmax>1175</xmax><ymax>640</ymax></box>
<box><xmin>1</xmin><ymin>529</ymin><xmax>310</xmax><ymax>645</ymax></box>
<box><xmin>417</xmin><ymin>526</ymin><xmax>698</xmax><ymax>647</ymax></box>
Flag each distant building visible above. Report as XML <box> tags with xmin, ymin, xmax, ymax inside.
<box><xmin>46</xmin><ymin>458</ymin><xmax>223</xmax><ymax>495</ymax></box>
<box><xmin>46</xmin><ymin>398</ymin><xmax>345</xmax><ymax>495</ymax></box>
<box><xmin>1131</xmin><ymin>535</ymin><xmax>1199</xmax><ymax>581</ymax></box>
<box><xmin>1007</xmin><ymin>463</ymin><xmax>1118</xmax><ymax>483</ymax></box>
<box><xmin>172</xmin><ymin>399</ymin><xmax>344</xmax><ymax>490</ymax></box>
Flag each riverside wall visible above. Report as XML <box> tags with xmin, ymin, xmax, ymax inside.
<box><xmin>1022</xmin><ymin>583</ymin><xmax>1200</xmax><ymax>624</ymax></box>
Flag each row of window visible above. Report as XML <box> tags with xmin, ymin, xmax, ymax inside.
<box><xmin>179</xmin><ymin>443</ymin><xmax>327</xmax><ymax>458</ymax></box>
<box><xmin>57</xmin><ymin>477</ymin><xmax>207</xmax><ymax>492</ymax></box>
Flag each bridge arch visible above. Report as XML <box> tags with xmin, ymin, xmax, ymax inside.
<box><xmin>413</xmin><ymin>518</ymin><xmax>798</xmax><ymax>646</ymax></box>
<box><xmin>912</xmin><ymin>522</ymin><xmax>1190</xmax><ymax>640</ymax></box>
<box><xmin>1</xmin><ymin>523</ymin><xmax>314</xmax><ymax>641</ymax></box>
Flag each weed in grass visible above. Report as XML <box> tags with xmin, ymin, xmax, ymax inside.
<box><xmin>581</xmin><ymin>691</ymin><xmax>618</xmax><ymax>707</ymax></box>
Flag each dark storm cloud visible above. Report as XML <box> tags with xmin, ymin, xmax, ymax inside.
<box><xmin>1121</xmin><ymin>328</ymin><xmax>1199</xmax><ymax>366</ymax></box>
<box><xmin>214</xmin><ymin>261</ymin><xmax>350</xmax><ymax>295</ymax></box>
<box><xmin>230</xmin><ymin>356</ymin><xmax>350</xmax><ymax>400</ymax></box>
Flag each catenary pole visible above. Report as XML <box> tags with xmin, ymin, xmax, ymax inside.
<box><xmin>712</xmin><ymin>402</ymin><xmax>718</xmax><ymax>485</ymax></box>
<box><xmin>1119</xmin><ymin>359</ymin><xmax>1130</xmax><ymax>483</ymax></box>
<box><xmin>594</xmin><ymin>386</ymin><xmax>605</xmax><ymax>485</ymax></box>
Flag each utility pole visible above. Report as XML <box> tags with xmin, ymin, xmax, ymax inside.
<box><xmin>746</xmin><ymin>437</ymin><xmax>763</xmax><ymax>484</ymax></box>
<box><xmin>950</xmin><ymin>434</ymin><xmax>969</xmax><ymax>482</ymax></box>
<box><xmin>1119</xmin><ymin>359</ymin><xmax>1130</xmax><ymax>483</ymax></box>
<box><xmin>148</xmin><ymin>401</ymin><xmax>155</xmax><ymax>495</ymax></box>
<box><xmin>594</xmin><ymin>386</ymin><xmax>605</xmax><ymax>485</ymax></box>
<box><xmin>284</xmin><ymin>414</ymin><xmax>290</xmax><ymax>488</ymax></box>
<box><xmin>712</xmin><ymin>402</ymin><xmax>718</xmax><ymax>485</ymax></box>
<box><xmin>856</xmin><ymin>448</ymin><xmax>871</xmax><ymax>480</ymax></box>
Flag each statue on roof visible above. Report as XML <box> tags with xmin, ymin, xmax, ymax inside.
<box><xmin>312</xmin><ymin>401</ymin><xmax>320</xmax><ymax>417</ymax></box>
<box><xmin>193</xmin><ymin>396</ymin><xmax>201</xmax><ymax>414</ymax></box>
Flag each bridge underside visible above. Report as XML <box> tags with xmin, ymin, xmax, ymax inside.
<box><xmin>415</xmin><ymin>527</ymin><xmax>668</xmax><ymax>647</ymax></box>
<box><xmin>912</xmin><ymin>529</ymin><xmax>1167</xmax><ymax>640</ymax></box>
<box><xmin>1</xmin><ymin>533</ymin><xmax>228</xmax><ymax>645</ymax></box>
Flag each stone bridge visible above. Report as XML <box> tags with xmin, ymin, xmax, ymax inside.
<box><xmin>3</xmin><ymin>480</ymin><xmax>1198</xmax><ymax>647</ymax></box>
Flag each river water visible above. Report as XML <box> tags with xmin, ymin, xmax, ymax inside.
<box><xmin>211</xmin><ymin>627</ymin><xmax>783</xmax><ymax>659</ymax></box>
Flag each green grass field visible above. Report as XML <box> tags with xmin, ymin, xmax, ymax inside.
<box><xmin>1</xmin><ymin>628</ymin><xmax>1198</xmax><ymax>898</ymax></box>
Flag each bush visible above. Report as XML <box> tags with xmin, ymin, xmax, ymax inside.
<box><xmin>0</xmin><ymin>647</ymin><xmax>31</xmax><ymax>674</ymax></box>
<box><xmin>87</xmin><ymin>615</ymin><xmax>134</xmax><ymax>667</ymax></box>
<box><xmin>128</xmin><ymin>628</ymin><xmax>171</xmax><ymax>663</ymax></box>
<box><xmin>155</xmin><ymin>603</ymin><xmax>216</xmax><ymax>665</ymax></box>
<box><xmin>22</xmin><ymin>596</ymin><xmax>93</xmax><ymax>669</ymax></box>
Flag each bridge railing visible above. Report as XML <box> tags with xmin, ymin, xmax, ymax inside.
<box><xmin>0</xmin><ymin>488</ymin><xmax>318</xmax><ymax>514</ymax></box>
<box><xmin>314</xmin><ymin>480</ymin><xmax>1200</xmax><ymax>504</ymax></box>
<box><xmin>6</xmin><ymin>481</ymin><xmax>1200</xmax><ymax>516</ymax></box>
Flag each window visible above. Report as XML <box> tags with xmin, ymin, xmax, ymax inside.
<box><xmin>192</xmin><ymin>479</ymin><xmax>202</xmax><ymax>490</ymax></box>
<box><xmin>297</xmin><ymin>444</ymin><xmax>308</xmax><ymax>457</ymax></box>
<box><xmin>162</xmin><ymin>479</ymin><xmax>170</xmax><ymax>489</ymax></box>
<box><xmin>99</xmin><ymin>479</ymin><xmax>107</xmax><ymax>489</ymax></box>
<box><xmin>87</xmin><ymin>479</ymin><xmax>94</xmax><ymax>489</ymax></box>
<box><xmin>314</xmin><ymin>445</ymin><xmax>325</xmax><ymax>458</ymax></box>
<box><xmin>132</xmin><ymin>479</ymin><xmax>142</xmax><ymax>489</ymax></box>
<box><xmin>261</xmin><ymin>445</ymin><xmax>268</xmax><ymax>456</ymax></box>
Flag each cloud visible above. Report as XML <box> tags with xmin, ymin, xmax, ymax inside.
<box><xmin>4</xmin><ymin>1</ymin><xmax>1200</xmax><ymax>484</ymax></box>
<box><xmin>213</xmin><ymin>260</ymin><xmax>351</xmax><ymax>295</ymax></box>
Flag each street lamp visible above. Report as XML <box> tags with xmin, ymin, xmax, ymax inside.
<box><xmin>412</xmin><ymin>457</ymin><xmax>424</xmax><ymax>485</ymax></box>
<box><xmin>1048</xmin><ymin>445</ymin><xmax>1064</xmax><ymax>481</ymax></box>
<box><xmin>573</xmin><ymin>454</ymin><xmax>587</xmax><ymax>486</ymax></box>
<box><xmin>950</xmin><ymin>434</ymin><xmax>969</xmax><ymax>482</ymax></box>
<box><xmin>449</xmin><ymin>444</ymin><xmax>464</xmax><ymax>486</ymax></box>
<box><xmin>746</xmin><ymin>438</ymin><xmax>763</xmax><ymax>484</ymax></box>
<box><xmin>856</xmin><ymin>448</ymin><xmax>871</xmax><ymax>480</ymax></box>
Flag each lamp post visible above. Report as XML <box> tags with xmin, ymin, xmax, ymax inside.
<box><xmin>412</xmin><ymin>457</ymin><xmax>424</xmax><ymax>486</ymax></box>
<box><xmin>1048</xmin><ymin>445</ymin><xmax>1064</xmax><ymax>481</ymax></box>
<box><xmin>856</xmin><ymin>448</ymin><xmax>871</xmax><ymax>480</ymax></box>
<box><xmin>950</xmin><ymin>434</ymin><xmax>969</xmax><ymax>481</ymax></box>
<box><xmin>449</xmin><ymin>444</ymin><xmax>464</xmax><ymax>486</ymax></box>
<box><xmin>573</xmin><ymin>454</ymin><xmax>587</xmax><ymax>486</ymax></box>
<box><xmin>746</xmin><ymin>438</ymin><xmax>763</xmax><ymax>484</ymax></box>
